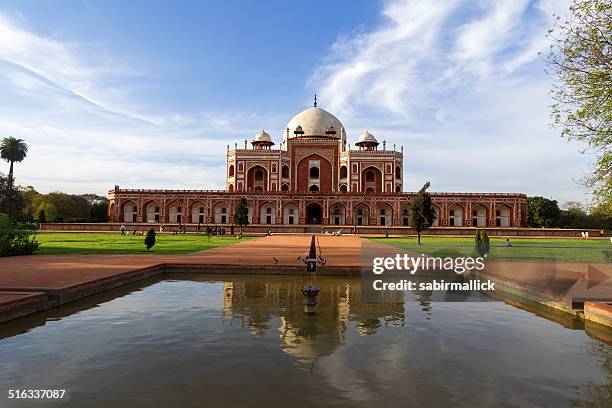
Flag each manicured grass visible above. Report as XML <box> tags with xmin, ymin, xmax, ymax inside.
<box><xmin>34</xmin><ymin>232</ymin><xmax>253</xmax><ymax>255</ymax></box>
<box><xmin>369</xmin><ymin>236</ymin><xmax>612</xmax><ymax>262</ymax></box>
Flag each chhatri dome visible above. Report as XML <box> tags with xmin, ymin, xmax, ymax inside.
<box><xmin>282</xmin><ymin>96</ymin><xmax>345</xmax><ymax>147</ymax></box>
<box><xmin>356</xmin><ymin>130</ymin><xmax>378</xmax><ymax>145</ymax></box>
<box><xmin>251</xmin><ymin>129</ymin><xmax>274</xmax><ymax>150</ymax></box>
<box><xmin>253</xmin><ymin>130</ymin><xmax>272</xmax><ymax>143</ymax></box>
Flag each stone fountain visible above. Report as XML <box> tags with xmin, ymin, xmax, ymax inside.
<box><xmin>301</xmin><ymin>235</ymin><xmax>321</xmax><ymax>314</ymax></box>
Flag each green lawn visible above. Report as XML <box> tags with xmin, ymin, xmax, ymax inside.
<box><xmin>369</xmin><ymin>236</ymin><xmax>612</xmax><ymax>262</ymax></box>
<box><xmin>34</xmin><ymin>232</ymin><xmax>253</xmax><ymax>255</ymax></box>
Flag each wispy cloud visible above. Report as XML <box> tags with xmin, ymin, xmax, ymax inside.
<box><xmin>0</xmin><ymin>2</ymin><xmax>593</xmax><ymax>204</ymax></box>
<box><xmin>311</xmin><ymin>0</ymin><xmax>590</xmax><ymax>203</ymax></box>
<box><xmin>0</xmin><ymin>10</ymin><xmax>282</xmax><ymax>194</ymax></box>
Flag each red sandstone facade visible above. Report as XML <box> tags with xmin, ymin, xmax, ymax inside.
<box><xmin>108</xmin><ymin>104</ymin><xmax>528</xmax><ymax>228</ymax></box>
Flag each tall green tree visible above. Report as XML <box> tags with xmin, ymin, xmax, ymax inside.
<box><xmin>0</xmin><ymin>137</ymin><xmax>28</xmax><ymax>218</ymax></box>
<box><xmin>410</xmin><ymin>182</ymin><xmax>436</xmax><ymax>245</ymax></box>
<box><xmin>546</xmin><ymin>0</ymin><xmax>611</xmax><ymax>206</ymax></box>
<box><xmin>234</xmin><ymin>197</ymin><xmax>249</xmax><ymax>237</ymax></box>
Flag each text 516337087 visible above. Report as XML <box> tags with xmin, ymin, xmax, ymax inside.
<box><xmin>8</xmin><ymin>389</ymin><xmax>66</xmax><ymax>399</ymax></box>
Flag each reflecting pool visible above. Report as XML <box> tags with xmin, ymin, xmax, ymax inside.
<box><xmin>0</xmin><ymin>274</ymin><xmax>610</xmax><ymax>407</ymax></box>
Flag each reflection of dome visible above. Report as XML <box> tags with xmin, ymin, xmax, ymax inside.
<box><xmin>357</xmin><ymin>131</ymin><xmax>377</xmax><ymax>144</ymax></box>
<box><xmin>279</xmin><ymin>317</ymin><xmax>344</xmax><ymax>363</ymax></box>
<box><xmin>283</xmin><ymin>107</ymin><xmax>345</xmax><ymax>145</ymax></box>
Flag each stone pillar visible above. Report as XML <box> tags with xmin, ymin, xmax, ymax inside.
<box><xmin>466</xmin><ymin>202</ymin><xmax>472</xmax><ymax>227</ymax></box>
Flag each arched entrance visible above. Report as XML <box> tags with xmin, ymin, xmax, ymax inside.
<box><xmin>306</xmin><ymin>203</ymin><xmax>322</xmax><ymax>224</ymax></box>
<box><xmin>329</xmin><ymin>203</ymin><xmax>346</xmax><ymax>225</ymax></box>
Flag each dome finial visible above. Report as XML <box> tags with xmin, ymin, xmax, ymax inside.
<box><xmin>313</xmin><ymin>93</ymin><xmax>317</xmax><ymax>107</ymax></box>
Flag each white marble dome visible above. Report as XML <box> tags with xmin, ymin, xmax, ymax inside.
<box><xmin>357</xmin><ymin>130</ymin><xmax>377</xmax><ymax>144</ymax></box>
<box><xmin>283</xmin><ymin>107</ymin><xmax>345</xmax><ymax>146</ymax></box>
<box><xmin>253</xmin><ymin>130</ymin><xmax>273</xmax><ymax>144</ymax></box>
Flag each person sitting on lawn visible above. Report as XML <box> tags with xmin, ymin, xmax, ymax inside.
<box><xmin>504</xmin><ymin>239</ymin><xmax>512</xmax><ymax>247</ymax></box>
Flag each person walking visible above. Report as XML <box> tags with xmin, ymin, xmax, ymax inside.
<box><xmin>120</xmin><ymin>224</ymin><xmax>126</xmax><ymax>236</ymax></box>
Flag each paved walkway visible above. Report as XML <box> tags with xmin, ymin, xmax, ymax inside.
<box><xmin>0</xmin><ymin>235</ymin><xmax>393</xmax><ymax>292</ymax></box>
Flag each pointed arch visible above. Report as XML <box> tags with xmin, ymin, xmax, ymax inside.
<box><xmin>448</xmin><ymin>203</ymin><xmax>465</xmax><ymax>227</ymax></box>
<box><xmin>353</xmin><ymin>202</ymin><xmax>371</xmax><ymax>226</ymax></box>
<box><xmin>259</xmin><ymin>201</ymin><xmax>276</xmax><ymax>224</ymax></box>
<box><xmin>191</xmin><ymin>201</ymin><xmax>207</xmax><ymax>224</ymax></box>
<box><xmin>282</xmin><ymin>201</ymin><xmax>299</xmax><ymax>225</ymax></box>
<box><xmin>471</xmin><ymin>204</ymin><xmax>487</xmax><ymax>227</ymax></box>
<box><xmin>329</xmin><ymin>202</ymin><xmax>347</xmax><ymax>225</ymax></box>
<box><xmin>143</xmin><ymin>200</ymin><xmax>161</xmax><ymax>223</ymax></box>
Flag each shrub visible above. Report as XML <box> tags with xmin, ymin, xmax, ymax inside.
<box><xmin>144</xmin><ymin>228</ymin><xmax>156</xmax><ymax>251</ymax></box>
<box><xmin>475</xmin><ymin>229</ymin><xmax>490</xmax><ymax>257</ymax></box>
<box><xmin>0</xmin><ymin>215</ymin><xmax>39</xmax><ymax>256</ymax></box>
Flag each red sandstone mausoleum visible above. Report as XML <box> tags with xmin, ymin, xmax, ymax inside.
<box><xmin>108</xmin><ymin>102</ymin><xmax>527</xmax><ymax>229</ymax></box>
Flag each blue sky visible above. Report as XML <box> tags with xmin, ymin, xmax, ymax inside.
<box><xmin>0</xmin><ymin>0</ymin><xmax>595</xmax><ymax>205</ymax></box>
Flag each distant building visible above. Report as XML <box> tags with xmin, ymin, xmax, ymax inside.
<box><xmin>108</xmin><ymin>101</ymin><xmax>527</xmax><ymax>228</ymax></box>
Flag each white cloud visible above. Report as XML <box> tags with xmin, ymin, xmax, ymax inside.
<box><xmin>0</xmin><ymin>11</ymin><xmax>285</xmax><ymax>195</ymax></box>
<box><xmin>0</xmin><ymin>2</ymin><xmax>594</xmax><ymax>205</ymax></box>
<box><xmin>311</xmin><ymin>0</ymin><xmax>592</xmax><ymax>203</ymax></box>
<box><xmin>311</xmin><ymin>0</ymin><xmax>460</xmax><ymax>118</ymax></box>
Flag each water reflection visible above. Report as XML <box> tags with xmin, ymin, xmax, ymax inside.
<box><xmin>221</xmin><ymin>277</ymin><xmax>406</xmax><ymax>361</ymax></box>
<box><xmin>0</xmin><ymin>274</ymin><xmax>609</xmax><ymax>408</ymax></box>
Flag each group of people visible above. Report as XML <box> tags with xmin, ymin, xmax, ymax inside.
<box><xmin>119</xmin><ymin>223</ymin><xmax>236</xmax><ymax>237</ymax></box>
<box><xmin>204</xmin><ymin>225</ymin><xmax>230</xmax><ymax>236</ymax></box>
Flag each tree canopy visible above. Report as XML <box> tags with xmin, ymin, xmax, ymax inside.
<box><xmin>546</xmin><ymin>0</ymin><xmax>611</xmax><ymax>206</ymax></box>
<box><xmin>528</xmin><ymin>196</ymin><xmax>561</xmax><ymax>227</ymax></box>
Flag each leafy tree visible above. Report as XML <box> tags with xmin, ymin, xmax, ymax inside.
<box><xmin>20</xmin><ymin>186</ymin><xmax>40</xmax><ymax>221</ymax></box>
<box><xmin>0</xmin><ymin>174</ymin><xmax>26</xmax><ymax>221</ymax></box>
<box><xmin>37</xmin><ymin>202</ymin><xmax>58</xmax><ymax>222</ymax></box>
<box><xmin>545</xmin><ymin>0</ymin><xmax>611</xmax><ymax>206</ymax></box>
<box><xmin>38</xmin><ymin>209</ymin><xmax>46</xmax><ymax>224</ymax></box>
<box><xmin>234</xmin><ymin>197</ymin><xmax>249</xmax><ymax>237</ymax></box>
<box><xmin>144</xmin><ymin>228</ymin><xmax>156</xmax><ymax>251</ymax></box>
<box><xmin>89</xmin><ymin>200</ymin><xmax>108</xmax><ymax>222</ymax></box>
<box><xmin>410</xmin><ymin>182</ymin><xmax>436</xmax><ymax>245</ymax></box>
<box><xmin>474</xmin><ymin>229</ymin><xmax>481</xmax><ymax>243</ymax></box>
<box><xmin>589</xmin><ymin>202</ymin><xmax>612</xmax><ymax>229</ymax></box>
<box><xmin>528</xmin><ymin>196</ymin><xmax>561</xmax><ymax>227</ymax></box>
<box><xmin>0</xmin><ymin>137</ymin><xmax>28</xmax><ymax>218</ymax></box>
<box><xmin>33</xmin><ymin>193</ymin><xmax>90</xmax><ymax>222</ymax></box>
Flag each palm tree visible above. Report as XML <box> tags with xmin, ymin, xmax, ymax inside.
<box><xmin>1</xmin><ymin>137</ymin><xmax>28</xmax><ymax>218</ymax></box>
